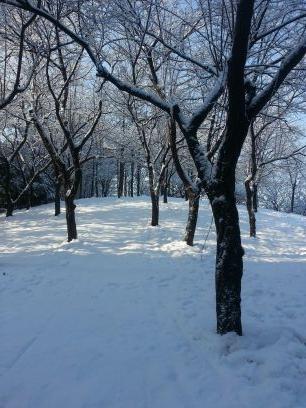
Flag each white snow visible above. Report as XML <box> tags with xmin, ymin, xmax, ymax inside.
<box><xmin>1</xmin><ymin>197</ymin><xmax>306</xmax><ymax>408</ymax></box>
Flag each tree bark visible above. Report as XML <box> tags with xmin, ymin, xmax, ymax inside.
<box><xmin>162</xmin><ymin>168</ymin><xmax>168</xmax><ymax>203</ymax></box>
<box><xmin>26</xmin><ymin>184</ymin><xmax>32</xmax><ymax>210</ymax></box>
<box><xmin>151</xmin><ymin>192</ymin><xmax>159</xmax><ymax>226</ymax></box>
<box><xmin>210</xmin><ymin>191</ymin><xmax>243</xmax><ymax>336</ymax></box>
<box><xmin>65</xmin><ymin>197</ymin><xmax>77</xmax><ymax>242</ymax></box>
<box><xmin>290</xmin><ymin>180</ymin><xmax>297</xmax><ymax>213</ymax></box>
<box><xmin>95</xmin><ymin>162</ymin><xmax>99</xmax><ymax>197</ymax></box>
<box><xmin>77</xmin><ymin>172</ymin><xmax>83</xmax><ymax>199</ymax></box>
<box><xmin>5</xmin><ymin>165</ymin><xmax>14</xmax><ymax>217</ymax></box>
<box><xmin>163</xmin><ymin>182</ymin><xmax>168</xmax><ymax>203</ymax></box>
<box><xmin>124</xmin><ymin>169</ymin><xmax>127</xmax><ymax>197</ymax></box>
<box><xmin>130</xmin><ymin>160</ymin><xmax>134</xmax><ymax>197</ymax></box>
<box><xmin>54</xmin><ymin>179</ymin><xmax>61</xmax><ymax>216</ymax></box>
<box><xmin>184</xmin><ymin>191</ymin><xmax>200</xmax><ymax>246</ymax></box>
<box><xmin>253</xmin><ymin>183</ymin><xmax>258</xmax><ymax>212</ymax></box>
<box><xmin>6</xmin><ymin>199</ymin><xmax>14</xmax><ymax>217</ymax></box>
<box><xmin>136</xmin><ymin>164</ymin><xmax>141</xmax><ymax>196</ymax></box>
<box><xmin>117</xmin><ymin>159</ymin><xmax>125</xmax><ymax>198</ymax></box>
<box><xmin>245</xmin><ymin>178</ymin><xmax>256</xmax><ymax>237</ymax></box>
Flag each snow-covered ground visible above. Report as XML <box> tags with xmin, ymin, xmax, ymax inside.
<box><xmin>1</xmin><ymin>197</ymin><xmax>306</xmax><ymax>408</ymax></box>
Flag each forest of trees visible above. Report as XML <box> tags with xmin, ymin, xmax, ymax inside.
<box><xmin>0</xmin><ymin>0</ymin><xmax>306</xmax><ymax>336</ymax></box>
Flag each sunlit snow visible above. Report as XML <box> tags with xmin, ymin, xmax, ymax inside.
<box><xmin>1</xmin><ymin>197</ymin><xmax>306</xmax><ymax>408</ymax></box>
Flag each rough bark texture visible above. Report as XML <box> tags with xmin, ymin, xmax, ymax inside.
<box><xmin>65</xmin><ymin>197</ymin><xmax>77</xmax><ymax>242</ymax></box>
<box><xmin>184</xmin><ymin>192</ymin><xmax>199</xmax><ymax>246</ymax></box>
<box><xmin>210</xmin><ymin>190</ymin><xmax>243</xmax><ymax>336</ymax></box>
<box><xmin>150</xmin><ymin>192</ymin><xmax>159</xmax><ymax>226</ymax></box>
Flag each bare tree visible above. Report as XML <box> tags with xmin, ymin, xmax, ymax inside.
<box><xmin>2</xmin><ymin>0</ymin><xmax>306</xmax><ymax>335</ymax></box>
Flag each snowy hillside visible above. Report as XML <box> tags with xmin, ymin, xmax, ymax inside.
<box><xmin>1</xmin><ymin>197</ymin><xmax>306</xmax><ymax>408</ymax></box>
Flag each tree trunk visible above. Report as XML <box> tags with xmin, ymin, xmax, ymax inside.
<box><xmin>151</xmin><ymin>192</ymin><xmax>159</xmax><ymax>226</ymax></box>
<box><xmin>163</xmin><ymin>182</ymin><xmax>168</xmax><ymax>203</ymax></box>
<box><xmin>5</xmin><ymin>163</ymin><xmax>13</xmax><ymax>217</ymax></box>
<box><xmin>118</xmin><ymin>159</ymin><xmax>125</xmax><ymax>198</ymax></box>
<box><xmin>54</xmin><ymin>180</ymin><xmax>61</xmax><ymax>216</ymax></box>
<box><xmin>290</xmin><ymin>180</ymin><xmax>297</xmax><ymax>213</ymax></box>
<box><xmin>95</xmin><ymin>169</ymin><xmax>99</xmax><ymax>197</ymax></box>
<box><xmin>65</xmin><ymin>197</ymin><xmax>77</xmax><ymax>242</ymax></box>
<box><xmin>26</xmin><ymin>185</ymin><xmax>32</xmax><ymax>210</ymax></box>
<box><xmin>162</xmin><ymin>168</ymin><xmax>168</xmax><ymax>203</ymax></box>
<box><xmin>184</xmin><ymin>192</ymin><xmax>200</xmax><ymax>246</ymax></box>
<box><xmin>6</xmin><ymin>199</ymin><xmax>14</xmax><ymax>217</ymax></box>
<box><xmin>253</xmin><ymin>183</ymin><xmax>258</xmax><ymax>212</ymax></box>
<box><xmin>124</xmin><ymin>170</ymin><xmax>127</xmax><ymax>197</ymax></box>
<box><xmin>130</xmin><ymin>161</ymin><xmax>134</xmax><ymax>197</ymax></box>
<box><xmin>245</xmin><ymin>178</ymin><xmax>256</xmax><ymax>237</ymax></box>
<box><xmin>136</xmin><ymin>164</ymin><xmax>141</xmax><ymax>196</ymax></box>
<box><xmin>210</xmin><ymin>192</ymin><xmax>243</xmax><ymax>336</ymax></box>
<box><xmin>77</xmin><ymin>172</ymin><xmax>83</xmax><ymax>199</ymax></box>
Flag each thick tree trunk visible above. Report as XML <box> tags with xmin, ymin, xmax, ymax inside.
<box><xmin>65</xmin><ymin>197</ymin><xmax>77</xmax><ymax>242</ymax></box>
<box><xmin>151</xmin><ymin>192</ymin><xmax>159</xmax><ymax>226</ymax></box>
<box><xmin>54</xmin><ymin>180</ymin><xmax>61</xmax><ymax>216</ymax></box>
<box><xmin>184</xmin><ymin>192</ymin><xmax>200</xmax><ymax>246</ymax></box>
<box><xmin>210</xmin><ymin>192</ymin><xmax>243</xmax><ymax>336</ymax></box>
<box><xmin>245</xmin><ymin>178</ymin><xmax>256</xmax><ymax>237</ymax></box>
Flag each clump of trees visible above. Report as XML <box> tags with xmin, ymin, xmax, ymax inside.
<box><xmin>1</xmin><ymin>0</ymin><xmax>306</xmax><ymax>336</ymax></box>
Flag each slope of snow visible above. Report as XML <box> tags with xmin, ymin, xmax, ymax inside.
<box><xmin>1</xmin><ymin>197</ymin><xmax>306</xmax><ymax>408</ymax></box>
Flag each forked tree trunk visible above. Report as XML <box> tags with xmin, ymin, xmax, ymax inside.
<box><xmin>210</xmin><ymin>192</ymin><xmax>243</xmax><ymax>336</ymax></box>
<box><xmin>65</xmin><ymin>197</ymin><xmax>77</xmax><ymax>242</ymax></box>
<box><xmin>245</xmin><ymin>178</ymin><xmax>256</xmax><ymax>237</ymax></box>
<box><xmin>184</xmin><ymin>192</ymin><xmax>200</xmax><ymax>246</ymax></box>
<box><xmin>151</xmin><ymin>192</ymin><xmax>159</xmax><ymax>226</ymax></box>
<box><xmin>54</xmin><ymin>180</ymin><xmax>61</xmax><ymax>216</ymax></box>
